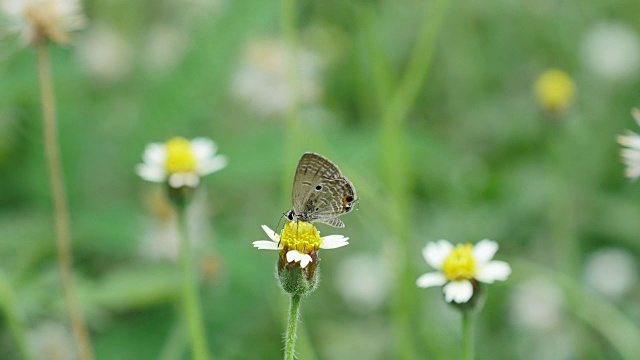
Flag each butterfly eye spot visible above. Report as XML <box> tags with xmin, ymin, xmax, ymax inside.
<box><xmin>345</xmin><ymin>195</ymin><xmax>354</xmax><ymax>202</ymax></box>
<box><xmin>315</xmin><ymin>185</ymin><xmax>322</xmax><ymax>191</ymax></box>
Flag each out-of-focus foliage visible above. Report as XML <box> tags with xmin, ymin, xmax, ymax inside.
<box><xmin>1</xmin><ymin>0</ymin><xmax>640</xmax><ymax>359</ymax></box>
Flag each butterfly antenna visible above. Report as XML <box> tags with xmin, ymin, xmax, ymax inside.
<box><xmin>275</xmin><ymin>211</ymin><xmax>287</xmax><ymax>246</ymax></box>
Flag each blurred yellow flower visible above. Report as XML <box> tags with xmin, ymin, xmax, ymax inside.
<box><xmin>1</xmin><ymin>0</ymin><xmax>86</xmax><ymax>45</ymax></box>
<box><xmin>534</xmin><ymin>69</ymin><xmax>575</xmax><ymax>112</ymax></box>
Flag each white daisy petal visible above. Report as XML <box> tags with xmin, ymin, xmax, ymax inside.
<box><xmin>416</xmin><ymin>272</ymin><xmax>447</xmax><ymax>288</ymax></box>
<box><xmin>168</xmin><ymin>173</ymin><xmax>200</xmax><ymax>188</ymax></box>
<box><xmin>475</xmin><ymin>260</ymin><xmax>511</xmax><ymax>283</ymax></box>
<box><xmin>191</xmin><ymin>137</ymin><xmax>217</xmax><ymax>161</ymax></box>
<box><xmin>252</xmin><ymin>240</ymin><xmax>280</xmax><ymax>250</ymax></box>
<box><xmin>320</xmin><ymin>235</ymin><xmax>349</xmax><ymax>249</ymax></box>
<box><xmin>473</xmin><ymin>239</ymin><xmax>499</xmax><ymax>264</ymax></box>
<box><xmin>142</xmin><ymin>143</ymin><xmax>166</xmax><ymax>165</ymax></box>
<box><xmin>423</xmin><ymin>240</ymin><xmax>453</xmax><ymax>270</ymax></box>
<box><xmin>286</xmin><ymin>250</ymin><xmax>313</xmax><ymax>268</ymax></box>
<box><xmin>618</xmin><ymin>133</ymin><xmax>640</xmax><ymax>149</ymax></box>
<box><xmin>443</xmin><ymin>280</ymin><xmax>474</xmax><ymax>303</ymax></box>
<box><xmin>299</xmin><ymin>256</ymin><xmax>312</xmax><ymax>268</ymax></box>
<box><xmin>135</xmin><ymin>164</ymin><xmax>165</xmax><ymax>182</ymax></box>
<box><xmin>260</xmin><ymin>225</ymin><xmax>279</xmax><ymax>242</ymax></box>
<box><xmin>198</xmin><ymin>155</ymin><xmax>227</xmax><ymax>176</ymax></box>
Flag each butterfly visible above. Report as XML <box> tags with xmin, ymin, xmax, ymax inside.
<box><xmin>284</xmin><ymin>152</ymin><xmax>358</xmax><ymax>228</ymax></box>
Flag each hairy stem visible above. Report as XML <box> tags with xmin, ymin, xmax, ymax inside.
<box><xmin>284</xmin><ymin>294</ymin><xmax>301</xmax><ymax>360</ymax></box>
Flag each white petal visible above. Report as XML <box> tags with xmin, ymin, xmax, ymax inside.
<box><xmin>473</xmin><ymin>239</ymin><xmax>498</xmax><ymax>264</ymax></box>
<box><xmin>252</xmin><ymin>240</ymin><xmax>280</xmax><ymax>250</ymax></box>
<box><xmin>320</xmin><ymin>235</ymin><xmax>349</xmax><ymax>249</ymax></box>
<box><xmin>142</xmin><ymin>143</ymin><xmax>166</xmax><ymax>165</ymax></box>
<box><xmin>443</xmin><ymin>280</ymin><xmax>474</xmax><ymax>303</ymax></box>
<box><xmin>260</xmin><ymin>225</ymin><xmax>279</xmax><ymax>242</ymax></box>
<box><xmin>422</xmin><ymin>240</ymin><xmax>453</xmax><ymax>270</ymax></box>
<box><xmin>618</xmin><ymin>132</ymin><xmax>640</xmax><ymax>149</ymax></box>
<box><xmin>191</xmin><ymin>138</ymin><xmax>217</xmax><ymax>160</ymax></box>
<box><xmin>168</xmin><ymin>173</ymin><xmax>200</xmax><ymax>188</ymax></box>
<box><xmin>475</xmin><ymin>261</ymin><xmax>511</xmax><ymax>283</ymax></box>
<box><xmin>135</xmin><ymin>164</ymin><xmax>165</xmax><ymax>182</ymax></box>
<box><xmin>286</xmin><ymin>250</ymin><xmax>313</xmax><ymax>268</ymax></box>
<box><xmin>299</xmin><ymin>256</ymin><xmax>311</xmax><ymax>268</ymax></box>
<box><xmin>416</xmin><ymin>272</ymin><xmax>447</xmax><ymax>288</ymax></box>
<box><xmin>633</xmin><ymin>108</ymin><xmax>640</xmax><ymax>127</ymax></box>
<box><xmin>198</xmin><ymin>155</ymin><xmax>227</xmax><ymax>176</ymax></box>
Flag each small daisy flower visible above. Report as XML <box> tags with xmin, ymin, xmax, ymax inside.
<box><xmin>254</xmin><ymin>221</ymin><xmax>348</xmax><ymax>295</ymax></box>
<box><xmin>1</xmin><ymin>0</ymin><xmax>86</xmax><ymax>45</ymax></box>
<box><xmin>416</xmin><ymin>239</ymin><xmax>511</xmax><ymax>304</ymax></box>
<box><xmin>534</xmin><ymin>69</ymin><xmax>575</xmax><ymax>113</ymax></box>
<box><xmin>136</xmin><ymin>136</ymin><xmax>227</xmax><ymax>189</ymax></box>
<box><xmin>617</xmin><ymin>108</ymin><xmax>640</xmax><ymax>180</ymax></box>
<box><xmin>253</xmin><ymin>221</ymin><xmax>348</xmax><ymax>268</ymax></box>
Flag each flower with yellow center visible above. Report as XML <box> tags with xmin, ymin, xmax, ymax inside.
<box><xmin>416</xmin><ymin>239</ymin><xmax>511</xmax><ymax>303</ymax></box>
<box><xmin>1</xmin><ymin>0</ymin><xmax>86</xmax><ymax>45</ymax></box>
<box><xmin>136</xmin><ymin>136</ymin><xmax>227</xmax><ymax>189</ymax></box>
<box><xmin>534</xmin><ymin>69</ymin><xmax>575</xmax><ymax>112</ymax></box>
<box><xmin>253</xmin><ymin>221</ymin><xmax>349</xmax><ymax>268</ymax></box>
<box><xmin>617</xmin><ymin>108</ymin><xmax>640</xmax><ymax>180</ymax></box>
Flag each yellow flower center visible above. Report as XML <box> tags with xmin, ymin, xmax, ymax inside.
<box><xmin>442</xmin><ymin>244</ymin><xmax>476</xmax><ymax>281</ymax></box>
<box><xmin>165</xmin><ymin>137</ymin><xmax>197</xmax><ymax>174</ymax></box>
<box><xmin>534</xmin><ymin>69</ymin><xmax>575</xmax><ymax>112</ymax></box>
<box><xmin>279</xmin><ymin>221</ymin><xmax>322</xmax><ymax>254</ymax></box>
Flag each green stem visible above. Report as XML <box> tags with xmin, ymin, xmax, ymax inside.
<box><xmin>36</xmin><ymin>40</ymin><xmax>94</xmax><ymax>360</ymax></box>
<box><xmin>379</xmin><ymin>1</ymin><xmax>450</xmax><ymax>359</ymax></box>
<box><xmin>284</xmin><ymin>294</ymin><xmax>302</xmax><ymax>360</ymax></box>
<box><xmin>177</xmin><ymin>206</ymin><xmax>210</xmax><ymax>360</ymax></box>
<box><xmin>0</xmin><ymin>271</ymin><xmax>33</xmax><ymax>360</ymax></box>
<box><xmin>461</xmin><ymin>310</ymin><xmax>474</xmax><ymax>360</ymax></box>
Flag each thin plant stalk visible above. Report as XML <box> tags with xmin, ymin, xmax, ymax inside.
<box><xmin>0</xmin><ymin>271</ymin><xmax>33</xmax><ymax>360</ymax></box>
<box><xmin>374</xmin><ymin>0</ymin><xmax>450</xmax><ymax>358</ymax></box>
<box><xmin>36</xmin><ymin>40</ymin><xmax>94</xmax><ymax>360</ymax></box>
<box><xmin>461</xmin><ymin>310</ymin><xmax>474</xmax><ymax>360</ymax></box>
<box><xmin>176</xmin><ymin>206</ymin><xmax>210</xmax><ymax>360</ymax></box>
<box><xmin>284</xmin><ymin>294</ymin><xmax>301</xmax><ymax>360</ymax></box>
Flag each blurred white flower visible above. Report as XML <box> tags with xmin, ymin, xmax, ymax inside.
<box><xmin>416</xmin><ymin>239</ymin><xmax>511</xmax><ymax>303</ymax></box>
<box><xmin>144</xmin><ymin>25</ymin><xmax>189</xmax><ymax>76</ymax></box>
<box><xmin>231</xmin><ymin>38</ymin><xmax>323</xmax><ymax>117</ymax></box>
<box><xmin>617</xmin><ymin>108</ymin><xmax>640</xmax><ymax>180</ymax></box>
<box><xmin>1</xmin><ymin>0</ymin><xmax>85</xmax><ymax>45</ymax></box>
<box><xmin>584</xmin><ymin>248</ymin><xmax>637</xmax><ymax>298</ymax></box>
<box><xmin>335</xmin><ymin>254</ymin><xmax>391</xmax><ymax>312</ymax></box>
<box><xmin>581</xmin><ymin>21</ymin><xmax>640</xmax><ymax>81</ymax></box>
<box><xmin>76</xmin><ymin>24</ymin><xmax>131</xmax><ymax>83</ymax></box>
<box><xmin>28</xmin><ymin>322</ymin><xmax>77</xmax><ymax>360</ymax></box>
<box><xmin>510</xmin><ymin>277</ymin><xmax>563</xmax><ymax>331</ymax></box>
<box><xmin>136</xmin><ymin>137</ymin><xmax>227</xmax><ymax>189</ymax></box>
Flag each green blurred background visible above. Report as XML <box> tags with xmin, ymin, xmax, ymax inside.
<box><xmin>1</xmin><ymin>0</ymin><xmax>640</xmax><ymax>359</ymax></box>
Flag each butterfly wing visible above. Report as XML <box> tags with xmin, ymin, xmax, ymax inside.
<box><xmin>292</xmin><ymin>153</ymin><xmax>357</xmax><ymax>226</ymax></box>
